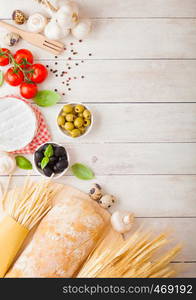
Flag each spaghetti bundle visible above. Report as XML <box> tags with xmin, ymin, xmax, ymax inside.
<box><xmin>0</xmin><ymin>177</ymin><xmax>58</xmax><ymax>277</ymax></box>
<box><xmin>77</xmin><ymin>227</ymin><xmax>181</xmax><ymax>278</ymax></box>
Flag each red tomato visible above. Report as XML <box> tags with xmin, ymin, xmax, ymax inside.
<box><xmin>4</xmin><ymin>67</ymin><xmax>24</xmax><ymax>86</ymax></box>
<box><xmin>14</xmin><ymin>49</ymin><xmax>34</xmax><ymax>68</ymax></box>
<box><xmin>20</xmin><ymin>82</ymin><xmax>38</xmax><ymax>99</ymax></box>
<box><xmin>0</xmin><ymin>48</ymin><xmax>11</xmax><ymax>66</ymax></box>
<box><xmin>28</xmin><ymin>64</ymin><xmax>48</xmax><ymax>83</ymax></box>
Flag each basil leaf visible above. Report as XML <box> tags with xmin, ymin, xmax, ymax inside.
<box><xmin>33</xmin><ymin>90</ymin><xmax>60</xmax><ymax>107</ymax></box>
<box><xmin>0</xmin><ymin>70</ymin><xmax>4</xmax><ymax>86</ymax></box>
<box><xmin>44</xmin><ymin>144</ymin><xmax>54</xmax><ymax>158</ymax></box>
<box><xmin>71</xmin><ymin>163</ymin><xmax>94</xmax><ymax>180</ymax></box>
<box><xmin>15</xmin><ymin>156</ymin><xmax>32</xmax><ymax>170</ymax></box>
<box><xmin>41</xmin><ymin>157</ymin><xmax>49</xmax><ymax>169</ymax></box>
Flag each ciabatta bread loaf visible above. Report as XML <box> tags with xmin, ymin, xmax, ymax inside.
<box><xmin>6</xmin><ymin>185</ymin><xmax>109</xmax><ymax>277</ymax></box>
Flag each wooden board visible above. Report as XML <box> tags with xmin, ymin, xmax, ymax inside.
<box><xmin>1</xmin><ymin>60</ymin><xmax>196</xmax><ymax>102</ymax></box>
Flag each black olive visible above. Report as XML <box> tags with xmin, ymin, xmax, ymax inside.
<box><xmin>50</xmin><ymin>156</ymin><xmax>58</xmax><ymax>164</ymax></box>
<box><xmin>38</xmin><ymin>143</ymin><xmax>49</xmax><ymax>152</ymax></box>
<box><xmin>36</xmin><ymin>161</ymin><xmax>41</xmax><ymax>168</ymax></box>
<box><xmin>54</xmin><ymin>146</ymin><xmax>66</xmax><ymax>157</ymax></box>
<box><xmin>35</xmin><ymin>151</ymin><xmax>44</xmax><ymax>162</ymax></box>
<box><xmin>56</xmin><ymin>160</ymin><xmax>68</xmax><ymax>171</ymax></box>
<box><xmin>43</xmin><ymin>166</ymin><xmax>53</xmax><ymax>177</ymax></box>
<box><xmin>53</xmin><ymin>165</ymin><xmax>62</xmax><ymax>174</ymax></box>
<box><xmin>59</xmin><ymin>154</ymin><xmax>68</xmax><ymax>161</ymax></box>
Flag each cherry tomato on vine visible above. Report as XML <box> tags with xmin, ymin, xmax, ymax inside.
<box><xmin>0</xmin><ymin>48</ymin><xmax>11</xmax><ymax>66</ymax></box>
<box><xmin>4</xmin><ymin>67</ymin><xmax>24</xmax><ymax>86</ymax></box>
<box><xmin>14</xmin><ymin>49</ymin><xmax>34</xmax><ymax>68</ymax></box>
<box><xmin>20</xmin><ymin>82</ymin><xmax>38</xmax><ymax>99</ymax></box>
<box><xmin>27</xmin><ymin>64</ymin><xmax>48</xmax><ymax>83</ymax></box>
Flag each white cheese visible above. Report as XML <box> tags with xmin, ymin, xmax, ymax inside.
<box><xmin>0</xmin><ymin>97</ymin><xmax>37</xmax><ymax>152</ymax></box>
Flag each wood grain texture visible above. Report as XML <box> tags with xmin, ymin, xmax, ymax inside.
<box><xmin>1</xmin><ymin>60</ymin><xmax>196</xmax><ymax>103</ymax></box>
<box><xmin>2</xmin><ymin>143</ymin><xmax>196</xmax><ymax>176</ymax></box>
<box><xmin>1</xmin><ymin>19</ymin><xmax>196</xmax><ymax>59</ymax></box>
<box><xmin>39</xmin><ymin>103</ymin><xmax>196</xmax><ymax>142</ymax></box>
<box><xmin>0</xmin><ymin>175</ymin><xmax>196</xmax><ymax>217</ymax></box>
<box><xmin>0</xmin><ymin>0</ymin><xmax>196</xmax><ymax>18</ymax></box>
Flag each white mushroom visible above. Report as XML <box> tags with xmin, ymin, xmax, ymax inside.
<box><xmin>89</xmin><ymin>183</ymin><xmax>103</xmax><ymax>201</ymax></box>
<box><xmin>98</xmin><ymin>194</ymin><xmax>116</xmax><ymax>209</ymax></box>
<box><xmin>111</xmin><ymin>211</ymin><xmax>134</xmax><ymax>233</ymax></box>
<box><xmin>44</xmin><ymin>18</ymin><xmax>63</xmax><ymax>40</ymax></box>
<box><xmin>71</xmin><ymin>19</ymin><xmax>91</xmax><ymax>39</ymax></box>
<box><xmin>0</xmin><ymin>152</ymin><xmax>16</xmax><ymax>175</ymax></box>
<box><xmin>27</xmin><ymin>13</ymin><xmax>48</xmax><ymax>33</ymax></box>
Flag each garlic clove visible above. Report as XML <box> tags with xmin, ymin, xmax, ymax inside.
<box><xmin>0</xmin><ymin>152</ymin><xmax>16</xmax><ymax>175</ymax></box>
<box><xmin>71</xmin><ymin>19</ymin><xmax>91</xmax><ymax>39</ymax></box>
<box><xmin>44</xmin><ymin>18</ymin><xmax>63</xmax><ymax>41</ymax></box>
<box><xmin>111</xmin><ymin>211</ymin><xmax>134</xmax><ymax>234</ymax></box>
<box><xmin>27</xmin><ymin>13</ymin><xmax>48</xmax><ymax>33</ymax></box>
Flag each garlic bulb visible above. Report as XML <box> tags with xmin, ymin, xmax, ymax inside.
<box><xmin>56</xmin><ymin>3</ymin><xmax>79</xmax><ymax>29</ymax></box>
<box><xmin>44</xmin><ymin>18</ymin><xmax>63</xmax><ymax>40</ymax></box>
<box><xmin>111</xmin><ymin>211</ymin><xmax>134</xmax><ymax>233</ymax></box>
<box><xmin>71</xmin><ymin>19</ymin><xmax>91</xmax><ymax>39</ymax></box>
<box><xmin>27</xmin><ymin>13</ymin><xmax>48</xmax><ymax>33</ymax></box>
<box><xmin>0</xmin><ymin>152</ymin><xmax>16</xmax><ymax>175</ymax></box>
<box><xmin>98</xmin><ymin>194</ymin><xmax>116</xmax><ymax>209</ymax></box>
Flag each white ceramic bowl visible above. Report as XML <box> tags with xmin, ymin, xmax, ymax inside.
<box><xmin>33</xmin><ymin>142</ymin><xmax>70</xmax><ymax>179</ymax></box>
<box><xmin>57</xmin><ymin>102</ymin><xmax>93</xmax><ymax>140</ymax></box>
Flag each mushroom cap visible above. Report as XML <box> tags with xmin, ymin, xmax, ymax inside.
<box><xmin>111</xmin><ymin>211</ymin><xmax>134</xmax><ymax>233</ymax></box>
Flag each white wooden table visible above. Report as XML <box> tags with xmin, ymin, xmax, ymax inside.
<box><xmin>0</xmin><ymin>0</ymin><xmax>196</xmax><ymax>277</ymax></box>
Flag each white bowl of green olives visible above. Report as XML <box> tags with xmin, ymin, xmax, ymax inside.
<box><xmin>57</xmin><ymin>103</ymin><xmax>93</xmax><ymax>139</ymax></box>
<box><xmin>33</xmin><ymin>142</ymin><xmax>69</xmax><ymax>178</ymax></box>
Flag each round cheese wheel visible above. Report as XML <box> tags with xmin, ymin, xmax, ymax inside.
<box><xmin>0</xmin><ymin>97</ymin><xmax>37</xmax><ymax>152</ymax></box>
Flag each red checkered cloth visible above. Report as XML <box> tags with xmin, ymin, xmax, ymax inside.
<box><xmin>1</xmin><ymin>95</ymin><xmax>51</xmax><ymax>154</ymax></box>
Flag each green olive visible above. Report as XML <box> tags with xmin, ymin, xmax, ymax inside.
<box><xmin>83</xmin><ymin>109</ymin><xmax>91</xmax><ymax>119</ymax></box>
<box><xmin>80</xmin><ymin>127</ymin><xmax>86</xmax><ymax>134</ymax></box>
<box><xmin>57</xmin><ymin>115</ymin><xmax>65</xmax><ymax>126</ymax></box>
<box><xmin>74</xmin><ymin>117</ymin><xmax>84</xmax><ymax>128</ymax></box>
<box><xmin>71</xmin><ymin>128</ymin><xmax>81</xmax><ymax>138</ymax></box>
<box><xmin>74</xmin><ymin>104</ymin><xmax>85</xmax><ymax>113</ymax></box>
<box><xmin>66</xmin><ymin>113</ymin><xmax>74</xmax><ymax>122</ymax></box>
<box><xmin>84</xmin><ymin>119</ymin><xmax>91</xmax><ymax>127</ymax></box>
<box><xmin>61</xmin><ymin>112</ymin><xmax>67</xmax><ymax>117</ymax></box>
<box><xmin>64</xmin><ymin>122</ymin><xmax>74</xmax><ymax>131</ymax></box>
<box><xmin>78</xmin><ymin>113</ymin><xmax>84</xmax><ymax>118</ymax></box>
<box><xmin>63</xmin><ymin>104</ymin><xmax>73</xmax><ymax>113</ymax></box>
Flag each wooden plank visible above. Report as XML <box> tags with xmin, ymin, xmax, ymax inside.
<box><xmin>1</xmin><ymin>19</ymin><xmax>196</xmax><ymax>59</ymax></box>
<box><xmin>1</xmin><ymin>60</ymin><xmax>196</xmax><ymax>102</ymax></box>
<box><xmin>0</xmin><ymin>0</ymin><xmax>196</xmax><ymax>18</ymax></box>
<box><xmin>175</xmin><ymin>263</ymin><xmax>196</xmax><ymax>278</ymax></box>
<box><xmin>39</xmin><ymin>103</ymin><xmax>196</xmax><ymax>143</ymax></box>
<box><xmin>1</xmin><ymin>175</ymin><xmax>196</xmax><ymax>217</ymax></box>
<box><xmin>1</xmin><ymin>144</ymin><xmax>196</xmax><ymax>176</ymax></box>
